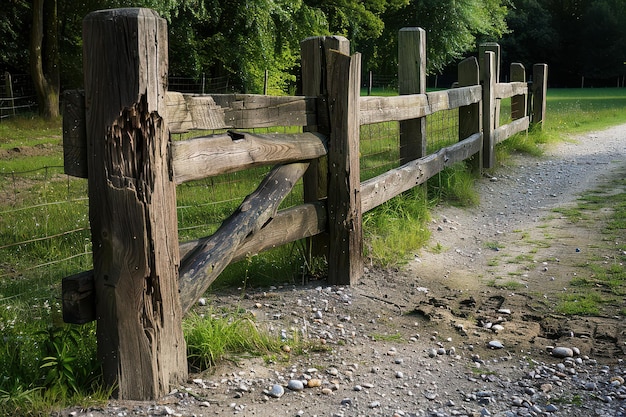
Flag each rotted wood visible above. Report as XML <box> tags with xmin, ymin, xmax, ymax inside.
<box><xmin>171</xmin><ymin>131</ymin><xmax>327</xmax><ymax>184</ymax></box>
<box><xmin>178</xmin><ymin>162</ymin><xmax>309</xmax><ymax>313</ymax></box>
<box><xmin>359</xmin><ymin>86</ymin><xmax>482</xmax><ymax>125</ymax></box>
<box><xmin>82</xmin><ymin>8</ymin><xmax>186</xmax><ymax>400</ymax></box>
<box><xmin>361</xmin><ymin>132</ymin><xmax>482</xmax><ymax>212</ymax></box>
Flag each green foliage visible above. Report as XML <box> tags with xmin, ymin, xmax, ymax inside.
<box><xmin>184</xmin><ymin>310</ymin><xmax>284</xmax><ymax>371</ymax></box>
<box><xmin>372</xmin><ymin>0</ymin><xmax>509</xmax><ymax>74</ymax></box>
<box><xmin>427</xmin><ymin>163</ymin><xmax>480</xmax><ymax>207</ymax></box>
<box><xmin>363</xmin><ymin>187</ymin><xmax>431</xmax><ymax>266</ymax></box>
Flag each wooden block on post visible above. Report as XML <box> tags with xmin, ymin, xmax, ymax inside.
<box><xmin>398</xmin><ymin>27</ymin><xmax>426</xmax><ymax>163</ymax></box>
<box><xmin>82</xmin><ymin>8</ymin><xmax>187</xmax><ymax>400</ymax></box>
<box><xmin>62</xmin><ymin>270</ymin><xmax>96</xmax><ymax>324</ymax></box>
<box><xmin>532</xmin><ymin>63</ymin><xmax>548</xmax><ymax>129</ymax></box>
<box><xmin>326</xmin><ymin>49</ymin><xmax>363</xmax><ymax>286</ymax></box>
<box><xmin>510</xmin><ymin>63</ymin><xmax>527</xmax><ymax>120</ymax></box>
<box><xmin>458</xmin><ymin>56</ymin><xmax>481</xmax><ymax>174</ymax></box>
<box><xmin>482</xmin><ymin>51</ymin><xmax>496</xmax><ymax>169</ymax></box>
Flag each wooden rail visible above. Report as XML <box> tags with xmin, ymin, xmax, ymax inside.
<box><xmin>60</xmin><ymin>8</ymin><xmax>548</xmax><ymax>401</ymax></box>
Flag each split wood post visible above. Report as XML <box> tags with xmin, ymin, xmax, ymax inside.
<box><xmin>300</xmin><ymin>36</ymin><xmax>350</xmax><ymax>260</ymax></box>
<box><xmin>398</xmin><ymin>27</ymin><xmax>427</xmax><ymax>163</ymax></box>
<box><xmin>82</xmin><ymin>8</ymin><xmax>187</xmax><ymax>400</ymax></box>
<box><xmin>482</xmin><ymin>51</ymin><xmax>497</xmax><ymax>169</ymax></box>
<box><xmin>532</xmin><ymin>64</ymin><xmax>548</xmax><ymax>129</ymax></box>
<box><xmin>458</xmin><ymin>57</ymin><xmax>482</xmax><ymax>174</ymax></box>
<box><xmin>479</xmin><ymin>43</ymin><xmax>501</xmax><ymax>130</ymax></box>
<box><xmin>326</xmin><ymin>49</ymin><xmax>363</xmax><ymax>285</ymax></box>
<box><xmin>510</xmin><ymin>63</ymin><xmax>527</xmax><ymax>121</ymax></box>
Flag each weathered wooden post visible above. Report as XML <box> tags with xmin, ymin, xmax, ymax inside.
<box><xmin>458</xmin><ymin>57</ymin><xmax>482</xmax><ymax>173</ymax></box>
<box><xmin>482</xmin><ymin>51</ymin><xmax>497</xmax><ymax>169</ymax></box>
<box><xmin>510</xmin><ymin>63</ymin><xmax>527</xmax><ymax>121</ymax></box>
<box><xmin>300</xmin><ymin>36</ymin><xmax>350</xmax><ymax>260</ymax></box>
<box><xmin>82</xmin><ymin>8</ymin><xmax>187</xmax><ymax>399</ymax></box>
<box><xmin>532</xmin><ymin>64</ymin><xmax>548</xmax><ymax>129</ymax></box>
<box><xmin>326</xmin><ymin>49</ymin><xmax>363</xmax><ymax>285</ymax></box>
<box><xmin>398</xmin><ymin>27</ymin><xmax>427</xmax><ymax>163</ymax></box>
<box><xmin>479</xmin><ymin>43</ymin><xmax>501</xmax><ymax>131</ymax></box>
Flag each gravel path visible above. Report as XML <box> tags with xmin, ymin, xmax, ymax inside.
<box><xmin>58</xmin><ymin>125</ymin><xmax>626</xmax><ymax>417</ymax></box>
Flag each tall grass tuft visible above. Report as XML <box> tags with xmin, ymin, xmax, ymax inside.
<box><xmin>184</xmin><ymin>310</ymin><xmax>284</xmax><ymax>371</ymax></box>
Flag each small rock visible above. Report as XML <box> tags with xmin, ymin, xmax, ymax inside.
<box><xmin>551</xmin><ymin>347</ymin><xmax>574</xmax><ymax>358</ymax></box>
<box><xmin>488</xmin><ymin>340</ymin><xmax>504</xmax><ymax>349</ymax></box>
<box><xmin>198</xmin><ymin>298</ymin><xmax>207</xmax><ymax>306</ymax></box>
<box><xmin>287</xmin><ymin>380</ymin><xmax>305</xmax><ymax>391</ymax></box>
<box><xmin>545</xmin><ymin>404</ymin><xmax>559</xmax><ymax>412</ymax></box>
<box><xmin>266</xmin><ymin>384</ymin><xmax>284</xmax><ymax>398</ymax></box>
<box><xmin>368</xmin><ymin>401</ymin><xmax>381</xmax><ymax>408</ymax></box>
<box><xmin>307</xmin><ymin>378</ymin><xmax>322</xmax><ymax>388</ymax></box>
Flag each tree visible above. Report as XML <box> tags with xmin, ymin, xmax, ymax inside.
<box><xmin>366</xmin><ymin>0</ymin><xmax>509</xmax><ymax>76</ymax></box>
<box><xmin>0</xmin><ymin>1</ymin><xmax>30</xmax><ymax>74</ymax></box>
<box><xmin>30</xmin><ymin>0</ymin><xmax>60</xmax><ymax>119</ymax></box>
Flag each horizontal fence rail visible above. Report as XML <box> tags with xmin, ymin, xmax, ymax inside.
<box><xmin>57</xmin><ymin>8</ymin><xmax>548</xmax><ymax>401</ymax></box>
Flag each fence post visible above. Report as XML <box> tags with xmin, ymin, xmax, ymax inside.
<box><xmin>326</xmin><ymin>49</ymin><xmax>363</xmax><ymax>285</ymax></box>
<box><xmin>479</xmin><ymin>43</ymin><xmax>501</xmax><ymax>130</ymax></box>
<box><xmin>82</xmin><ymin>8</ymin><xmax>187</xmax><ymax>400</ymax></box>
<box><xmin>4</xmin><ymin>72</ymin><xmax>16</xmax><ymax>118</ymax></box>
<box><xmin>300</xmin><ymin>36</ymin><xmax>350</xmax><ymax>260</ymax></box>
<box><xmin>482</xmin><ymin>51</ymin><xmax>496</xmax><ymax>169</ymax></box>
<box><xmin>510</xmin><ymin>63</ymin><xmax>527</xmax><ymax>121</ymax></box>
<box><xmin>532</xmin><ymin>64</ymin><xmax>548</xmax><ymax>129</ymax></box>
<box><xmin>398</xmin><ymin>27</ymin><xmax>426</xmax><ymax>163</ymax></box>
<box><xmin>458</xmin><ymin>57</ymin><xmax>481</xmax><ymax>173</ymax></box>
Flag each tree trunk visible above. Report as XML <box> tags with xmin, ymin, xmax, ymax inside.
<box><xmin>30</xmin><ymin>0</ymin><xmax>60</xmax><ymax>119</ymax></box>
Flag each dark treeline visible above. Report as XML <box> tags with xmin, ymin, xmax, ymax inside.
<box><xmin>0</xmin><ymin>0</ymin><xmax>624</xmax><ymax>118</ymax></box>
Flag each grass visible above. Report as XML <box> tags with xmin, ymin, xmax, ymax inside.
<box><xmin>2</xmin><ymin>86</ymin><xmax>626</xmax><ymax>413</ymax></box>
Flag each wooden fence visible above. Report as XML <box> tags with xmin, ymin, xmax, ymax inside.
<box><xmin>61</xmin><ymin>8</ymin><xmax>547</xmax><ymax>400</ymax></box>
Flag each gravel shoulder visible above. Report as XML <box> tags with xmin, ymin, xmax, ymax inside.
<box><xmin>59</xmin><ymin>125</ymin><xmax>626</xmax><ymax>417</ymax></box>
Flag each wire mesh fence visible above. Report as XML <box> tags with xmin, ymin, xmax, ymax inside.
<box><xmin>1</xmin><ymin>72</ymin><xmax>37</xmax><ymax>119</ymax></box>
<box><xmin>1</xmin><ymin>72</ymin><xmax>465</xmax><ymax>324</ymax></box>
<box><xmin>168</xmin><ymin>75</ymin><xmax>235</xmax><ymax>94</ymax></box>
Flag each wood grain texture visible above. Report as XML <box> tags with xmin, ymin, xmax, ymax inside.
<box><xmin>326</xmin><ymin>50</ymin><xmax>363</xmax><ymax>285</ymax></box>
<box><xmin>178</xmin><ymin>162</ymin><xmax>309</xmax><ymax>312</ymax></box>
<box><xmin>482</xmin><ymin>51</ymin><xmax>497</xmax><ymax>169</ymax></box>
<box><xmin>494</xmin><ymin>116</ymin><xmax>529</xmax><ymax>144</ymax></box>
<box><xmin>359</xmin><ymin>86</ymin><xmax>481</xmax><ymax>125</ymax></box>
<box><xmin>458</xmin><ymin>57</ymin><xmax>482</xmax><ymax>174</ymax></box>
<box><xmin>361</xmin><ymin>133</ymin><xmax>482</xmax><ymax>212</ymax></box>
<box><xmin>494</xmin><ymin>81</ymin><xmax>527</xmax><ymax>99</ymax></box>
<box><xmin>171</xmin><ymin>131</ymin><xmax>327</xmax><ymax>183</ymax></box>
<box><xmin>532</xmin><ymin>64</ymin><xmax>548</xmax><ymax>128</ymax></box>
<box><xmin>398</xmin><ymin>27</ymin><xmax>427</xmax><ymax>162</ymax></box>
<box><xmin>510</xmin><ymin>64</ymin><xmax>527</xmax><ymax>120</ymax></box>
<box><xmin>82</xmin><ymin>8</ymin><xmax>186</xmax><ymax>400</ymax></box>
